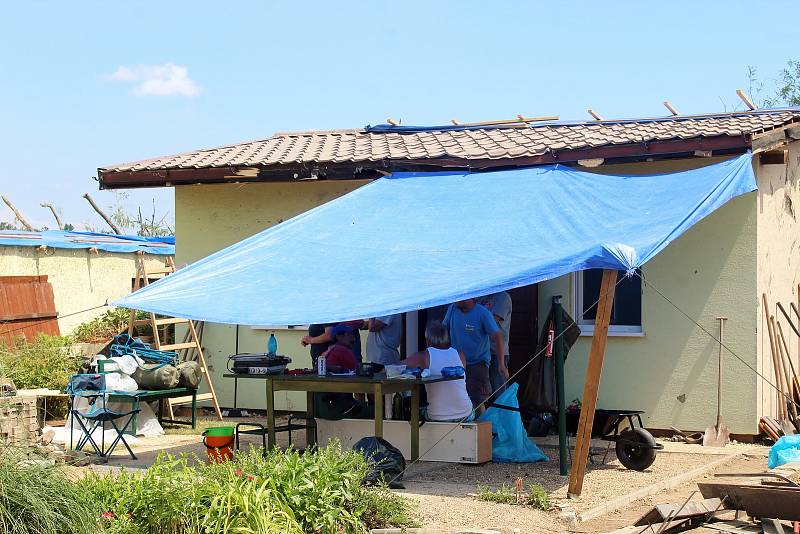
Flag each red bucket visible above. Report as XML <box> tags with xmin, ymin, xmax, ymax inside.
<box><xmin>203</xmin><ymin>430</ymin><xmax>235</xmax><ymax>463</ymax></box>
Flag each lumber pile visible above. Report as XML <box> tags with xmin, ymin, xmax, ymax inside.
<box><xmin>760</xmin><ymin>292</ymin><xmax>800</xmax><ymax>439</ymax></box>
<box><xmin>605</xmin><ymin>468</ymin><xmax>800</xmax><ymax>533</ymax></box>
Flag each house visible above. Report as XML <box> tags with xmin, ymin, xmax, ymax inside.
<box><xmin>0</xmin><ymin>230</ymin><xmax>174</xmax><ymax>338</ymax></box>
<box><xmin>97</xmin><ymin>109</ymin><xmax>800</xmax><ymax>436</ymax></box>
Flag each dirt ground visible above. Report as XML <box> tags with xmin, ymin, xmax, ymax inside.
<box><xmin>94</xmin><ymin>415</ymin><xmax>772</xmax><ymax>533</ymax></box>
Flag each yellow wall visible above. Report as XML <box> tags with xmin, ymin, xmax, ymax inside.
<box><xmin>756</xmin><ymin>142</ymin><xmax>800</xmax><ymax>421</ymax></box>
<box><xmin>175</xmin><ymin>154</ymin><xmax>798</xmax><ymax>434</ymax></box>
<box><xmin>0</xmin><ymin>247</ymin><xmax>168</xmax><ymax>333</ymax></box>
<box><xmin>175</xmin><ymin>180</ymin><xmax>369</xmax><ymax>410</ymax></box>
<box><xmin>538</xmin><ymin>157</ymin><xmax>759</xmax><ymax>434</ymax></box>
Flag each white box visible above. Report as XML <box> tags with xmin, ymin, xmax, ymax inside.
<box><xmin>315</xmin><ymin>418</ymin><xmax>492</xmax><ymax>464</ymax></box>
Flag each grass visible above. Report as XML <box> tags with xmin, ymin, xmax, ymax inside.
<box><xmin>71</xmin><ymin>308</ymin><xmax>152</xmax><ymax>344</ymax></box>
<box><xmin>0</xmin><ymin>446</ymin><xmax>98</xmax><ymax>534</ymax></box>
<box><xmin>477</xmin><ymin>481</ymin><xmax>551</xmax><ymax>510</ymax></box>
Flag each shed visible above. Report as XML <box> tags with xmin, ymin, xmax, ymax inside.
<box><xmin>0</xmin><ymin>231</ymin><xmax>174</xmax><ymax>337</ymax></box>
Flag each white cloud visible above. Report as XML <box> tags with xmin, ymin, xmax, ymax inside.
<box><xmin>107</xmin><ymin>63</ymin><xmax>200</xmax><ymax>97</ymax></box>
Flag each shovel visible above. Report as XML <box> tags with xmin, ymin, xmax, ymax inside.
<box><xmin>703</xmin><ymin>316</ymin><xmax>731</xmax><ymax>447</ymax></box>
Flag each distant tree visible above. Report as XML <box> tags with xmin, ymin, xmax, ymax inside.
<box><xmin>766</xmin><ymin>60</ymin><xmax>800</xmax><ymax>106</ymax></box>
<box><xmin>82</xmin><ymin>192</ymin><xmax>173</xmax><ymax>237</ymax></box>
<box><xmin>748</xmin><ymin>60</ymin><xmax>800</xmax><ymax>108</ymax></box>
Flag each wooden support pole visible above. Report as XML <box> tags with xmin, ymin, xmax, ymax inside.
<box><xmin>568</xmin><ymin>269</ymin><xmax>617</xmax><ymax>497</ymax></box>
<box><xmin>1</xmin><ymin>196</ymin><xmax>35</xmax><ymax>230</ymax></box>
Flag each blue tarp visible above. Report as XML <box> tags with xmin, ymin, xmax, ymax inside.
<box><xmin>479</xmin><ymin>383</ymin><xmax>549</xmax><ymax>463</ymax></box>
<box><xmin>114</xmin><ymin>154</ymin><xmax>755</xmax><ymax>325</ymax></box>
<box><xmin>0</xmin><ymin>230</ymin><xmax>174</xmax><ymax>255</ymax></box>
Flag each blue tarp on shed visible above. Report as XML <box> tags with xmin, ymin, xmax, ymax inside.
<box><xmin>0</xmin><ymin>230</ymin><xmax>175</xmax><ymax>255</ymax></box>
<box><xmin>114</xmin><ymin>154</ymin><xmax>756</xmax><ymax>325</ymax></box>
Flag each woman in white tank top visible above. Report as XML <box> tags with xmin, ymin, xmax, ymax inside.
<box><xmin>403</xmin><ymin>320</ymin><xmax>474</xmax><ymax>422</ymax></box>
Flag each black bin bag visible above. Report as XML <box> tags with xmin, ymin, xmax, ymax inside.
<box><xmin>353</xmin><ymin>436</ymin><xmax>405</xmax><ymax>489</ymax></box>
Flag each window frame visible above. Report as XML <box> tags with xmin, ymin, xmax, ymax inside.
<box><xmin>572</xmin><ymin>270</ymin><xmax>644</xmax><ymax>337</ymax></box>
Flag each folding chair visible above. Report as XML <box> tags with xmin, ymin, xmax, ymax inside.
<box><xmin>67</xmin><ymin>374</ymin><xmax>140</xmax><ymax>460</ymax></box>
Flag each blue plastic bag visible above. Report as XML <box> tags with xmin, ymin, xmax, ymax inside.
<box><xmin>478</xmin><ymin>383</ymin><xmax>548</xmax><ymax>463</ymax></box>
<box><xmin>768</xmin><ymin>435</ymin><xmax>800</xmax><ymax>469</ymax></box>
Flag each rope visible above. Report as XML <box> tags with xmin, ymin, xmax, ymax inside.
<box><xmin>109</xmin><ymin>333</ymin><xmax>177</xmax><ymax>368</ymax></box>
<box><xmin>636</xmin><ymin>272</ymin><xmax>800</xmax><ymax>412</ymax></box>
<box><xmin>389</xmin><ymin>274</ymin><xmax>628</xmax><ymax>485</ymax></box>
<box><xmin>0</xmin><ymin>303</ymin><xmax>109</xmax><ymax>337</ymax></box>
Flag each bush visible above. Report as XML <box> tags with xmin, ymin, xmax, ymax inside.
<box><xmin>0</xmin><ymin>334</ymin><xmax>78</xmax><ymax>391</ymax></box>
<box><xmin>0</xmin><ymin>449</ymin><xmax>98</xmax><ymax>534</ymax></box>
<box><xmin>477</xmin><ymin>482</ymin><xmax>551</xmax><ymax>510</ymax></box>
<box><xmin>79</xmin><ymin>444</ymin><xmax>418</xmax><ymax>533</ymax></box>
<box><xmin>71</xmin><ymin>309</ymin><xmax>151</xmax><ymax>343</ymax></box>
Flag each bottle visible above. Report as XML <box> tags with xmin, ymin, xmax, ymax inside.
<box><xmin>317</xmin><ymin>353</ymin><xmax>326</xmax><ymax>376</ymax></box>
<box><xmin>267</xmin><ymin>333</ymin><xmax>278</xmax><ymax>356</ymax></box>
<box><xmin>392</xmin><ymin>393</ymin><xmax>404</xmax><ymax>421</ymax></box>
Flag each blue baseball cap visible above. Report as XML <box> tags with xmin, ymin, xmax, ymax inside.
<box><xmin>330</xmin><ymin>323</ymin><xmax>356</xmax><ymax>338</ymax></box>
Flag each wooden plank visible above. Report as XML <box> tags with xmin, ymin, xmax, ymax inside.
<box><xmin>153</xmin><ymin>317</ymin><xmax>189</xmax><ymax>326</ymax></box>
<box><xmin>167</xmin><ymin>394</ymin><xmax>210</xmax><ymax>405</ymax></box>
<box><xmin>752</xmin><ymin>128</ymin><xmax>788</xmax><ymax>153</ymax></box>
<box><xmin>0</xmin><ymin>312</ymin><xmax>58</xmax><ymax>321</ymax></box>
<box><xmin>568</xmin><ymin>268</ymin><xmax>617</xmax><ymax>497</ymax></box>
<box><xmin>697</xmin><ymin>482</ymin><xmax>800</xmax><ymax>521</ymax></box>
<box><xmin>159</xmin><ymin>342</ymin><xmax>197</xmax><ymax>351</ymax></box>
<box><xmin>634</xmin><ymin>498</ymin><xmax>723</xmax><ymax>526</ymax></box>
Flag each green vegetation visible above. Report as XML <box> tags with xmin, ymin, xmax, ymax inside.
<box><xmin>71</xmin><ymin>308</ymin><xmax>151</xmax><ymax>343</ymax></box>
<box><xmin>0</xmin><ymin>442</ymin><xmax>416</xmax><ymax>534</ymax></box>
<box><xmin>0</xmin><ymin>334</ymin><xmax>78</xmax><ymax>391</ymax></box>
<box><xmin>477</xmin><ymin>482</ymin><xmax>551</xmax><ymax>510</ymax></box>
<box><xmin>0</xmin><ymin>448</ymin><xmax>97</xmax><ymax>534</ymax></box>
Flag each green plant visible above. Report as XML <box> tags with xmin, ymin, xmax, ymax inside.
<box><xmin>0</xmin><ymin>451</ymin><xmax>99</xmax><ymax>534</ymax></box>
<box><xmin>477</xmin><ymin>482</ymin><xmax>551</xmax><ymax>510</ymax></box>
<box><xmin>79</xmin><ymin>444</ymin><xmax>418</xmax><ymax>533</ymax></box>
<box><xmin>0</xmin><ymin>334</ymin><xmax>78</xmax><ymax>391</ymax></box>
<box><xmin>71</xmin><ymin>309</ymin><xmax>151</xmax><ymax>343</ymax></box>
<box><xmin>477</xmin><ymin>484</ymin><xmax>516</xmax><ymax>504</ymax></box>
<box><xmin>524</xmin><ymin>483</ymin><xmax>550</xmax><ymax>510</ymax></box>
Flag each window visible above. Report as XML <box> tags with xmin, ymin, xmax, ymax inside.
<box><xmin>574</xmin><ymin>269</ymin><xmax>643</xmax><ymax>335</ymax></box>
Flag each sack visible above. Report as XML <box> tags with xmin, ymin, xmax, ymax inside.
<box><xmin>177</xmin><ymin>361</ymin><xmax>203</xmax><ymax>389</ymax></box>
<box><xmin>132</xmin><ymin>364</ymin><xmax>179</xmax><ymax>390</ymax></box>
<box><xmin>353</xmin><ymin>436</ymin><xmax>406</xmax><ymax>489</ymax></box>
<box><xmin>479</xmin><ymin>383</ymin><xmax>549</xmax><ymax>463</ymax></box>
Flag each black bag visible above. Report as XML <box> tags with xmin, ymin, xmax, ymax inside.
<box><xmin>353</xmin><ymin>436</ymin><xmax>406</xmax><ymax>489</ymax></box>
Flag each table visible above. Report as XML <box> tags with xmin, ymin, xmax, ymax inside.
<box><xmin>223</xmin><ymin>373</ymin><xmax>461</xmax><ymax>461</ymax></box>
<box><xmin>107</xmin><ymin>388</ymin><xmax>197</xmax><ymax>433</ymax></box>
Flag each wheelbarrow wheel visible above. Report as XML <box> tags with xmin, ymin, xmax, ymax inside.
<box><xmin>615</xmin><ymin>428</ymin><xmax>657</xmax><ymax>471</ymax></box>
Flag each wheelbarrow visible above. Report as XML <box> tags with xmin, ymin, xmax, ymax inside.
<box><xmin>565</xmin><ymin>409</ymin><xmax>663</xmax><ymax>471</ymax></box>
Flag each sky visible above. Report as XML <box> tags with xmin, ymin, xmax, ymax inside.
<box><xmin>0</xmin><ymin>1</ymin><xmax>797</xmax><ymax>232</ymax></box>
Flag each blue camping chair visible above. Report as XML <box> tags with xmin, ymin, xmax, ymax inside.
<box><xmin>67</xmin><ymin>374</ymin><xmax>140</xmax><ymax>460</ymax></box>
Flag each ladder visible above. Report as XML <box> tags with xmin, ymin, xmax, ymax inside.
<box><xmin>128</xmin><ymin>255</ymin><xmax>223</xmax><ymax>420</ymax></box>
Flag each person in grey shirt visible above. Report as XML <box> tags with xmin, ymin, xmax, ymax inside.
<box><xmin>366</xmin><ymin>314</ymin><xmax>403</xmax><ymax>367</ymax></box>
<box><xmin>481</xmin><ymin>292</ymin><xmax>512</xmax><ymax>394</ymax></box>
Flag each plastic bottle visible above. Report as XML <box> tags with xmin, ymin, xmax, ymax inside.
<box><xmin>317</xmin><ymin>353</ymin><xmax>326</xmax><ymax>376</ymax></box>
<box><xmin>392</xmin><ymin>393</ymin><xmax>404</xmax><ymax>420</ymax></box>
<box><xmin>267</xmin><ymin>333</ymin><xmax>278</xmax><ymax>356</ymax></box>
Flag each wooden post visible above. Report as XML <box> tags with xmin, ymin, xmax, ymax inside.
<box><xmin>568</xmin><ymin>269</ymin><xmax>617</xmax><ymax>497</ymax></box>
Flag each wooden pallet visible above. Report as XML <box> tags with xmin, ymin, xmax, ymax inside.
<box><xmin>128</xmin><ymin>256</ymin><xmax>223</xmax><ymax>420</ymax></box>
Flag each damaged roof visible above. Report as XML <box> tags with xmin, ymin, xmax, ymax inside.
<box><xmin>98</xmin><ymin>108</ymin><xmax>800</xmax><ymax>189</ymax></box>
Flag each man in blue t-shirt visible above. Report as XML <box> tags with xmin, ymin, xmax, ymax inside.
<box><xmin>443</xmin><ymin>299</ymin><xmax>507</xmax><ymax>413</ymax></box>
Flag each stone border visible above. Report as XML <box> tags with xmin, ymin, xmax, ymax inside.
<box><xmin>576</xmin><ymin>449</ymin><xmax>750</xmax><ymax>522</ymax></box>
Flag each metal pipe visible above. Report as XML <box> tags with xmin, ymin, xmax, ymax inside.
<box><xmin>553</xmin><ymin>295</ymin><xmax>568</xmax><ymax>476</ymax></box>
